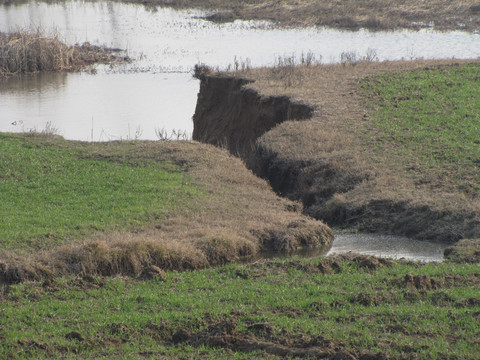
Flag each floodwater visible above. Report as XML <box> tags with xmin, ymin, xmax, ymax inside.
<box><xmin>327</xmin><ymin>233</ymin><xmax>449</xmax><ymax>262</ymax></box>
<box><xmin>1</xmin><ymin>1</ymin><xmax>480</xmax><ymax>140</ymax></box>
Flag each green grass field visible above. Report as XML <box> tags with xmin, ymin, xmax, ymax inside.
<box><xmin>2</xmin><ymin>62</ymin><xmax>480</xmax><ymax>359</ymax></box>
<box><xmin>0</xmin><ymin>133</ymin><xmax>201</xmax><ymax>250</ymax></box>
<box><xmin>360</xmin><ymin>63</ymin><xmax>480</xmax><ymax>193</ymax></box>
<box><xmin>1</xmin><ymin>256</ymin><xmax>479</xmax><ymax>359</ymax></box>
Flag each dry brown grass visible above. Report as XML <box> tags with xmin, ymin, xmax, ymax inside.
<box><xmin>203</xmin><ymin>59</ymin><xmax>480</xmax><ymax>243</ymax></box>
<box><xmin>0</xmin><ymin>31</ymin><xmax>127</xmax><ymax>77</ymax></box>
<box><xmin>0</xmin><ymin>139</ymin><xmax>332</xmax><ymax>284</ymax></box>
<box><xmin>116</xmin><ymin>0</ymin><xmax>480</xmax><ymax>32</ymax></box>
<box><xmin>2</xmin><ymin>0</ymin><xmax>479</xmax><ymax>31</ymax></box>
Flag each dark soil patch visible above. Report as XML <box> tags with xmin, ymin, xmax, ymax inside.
<box><xmin>391</xmin><ymin>274</ymin><xmax>441</xmax><ymax>291</ymax></box>
<box><xmin>172</xmin><ymin>318</ymin><xmax>385</xmax><ymax>359</ymax></box>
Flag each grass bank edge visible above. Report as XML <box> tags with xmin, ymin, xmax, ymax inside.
<box><xmin>0</xmin><ymin>133</ymin><xmax>333</xmax><ymax>283</ymax></box>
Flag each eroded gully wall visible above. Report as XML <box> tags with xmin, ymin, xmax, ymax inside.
<box><xmin>193</xmin><ymin>76</ymin><xmax>313</xmax><ymax>161</ymax></box>
<box><xmin>192</xmin><ymin>75</ymin><xmax>480</xmax><ymax>243</ymax></box>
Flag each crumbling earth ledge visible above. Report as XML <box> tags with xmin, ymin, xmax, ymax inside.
<box><xmin>192</xmin><ymin>60</ymin><xmax>480</xmax><ymax>244</ymax></box>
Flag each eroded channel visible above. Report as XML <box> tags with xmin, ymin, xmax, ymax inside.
<box><xmin>1</xmin><ymin>0</ymin><xmax>475</xmax><ymax>260</ymax></box>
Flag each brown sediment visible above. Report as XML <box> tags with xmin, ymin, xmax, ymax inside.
<box><xmin>192</xmin><ymin>59</ymin><xmax>480</xmax><ymax>245</ymax></box>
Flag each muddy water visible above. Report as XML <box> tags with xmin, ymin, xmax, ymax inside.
<box><xmin>1</xmin><ymin>1</ymin><xmax>480</xmax><ymax>140</ymax></box>
<box><xmin>327</xmin><ymin>233</ymin><xmax>449</xmax><ymax>262</ymax></box>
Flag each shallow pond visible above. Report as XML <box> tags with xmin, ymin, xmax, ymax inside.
<box><xmin>1</xmin><ymin>1</ymin><xmax>480</xmax><ymax>140</ymax></box>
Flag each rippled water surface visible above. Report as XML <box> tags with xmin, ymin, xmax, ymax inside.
<box><xmin>1</xmin><ymin>1</ymin><xmax>480</xmax><ymax>140</ymax></box>
<box><xmin>327</xmin><ymin>233</ymin><xmax>449</xmax><ymax>262</ymax></box>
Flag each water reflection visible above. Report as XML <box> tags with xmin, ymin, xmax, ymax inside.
<box><xmin>1</xmin><ymin>71</ymin><xmax>198</xmax><ymax>141</ymax></box>
<box><xmin>0</xmin><ymin>1</ymin><xmax>479</xmax><ymax>140</ymax></box>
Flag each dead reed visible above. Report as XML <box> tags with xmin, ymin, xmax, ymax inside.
<box><xmin>0</xmin><ymin>31</ymin><xmax>74</xmax><ymax>76</ymax></box>
<box><xmin>0</xmin><ymin>30</ymin><xmax>127</xmax><ymax>77</ymax></box>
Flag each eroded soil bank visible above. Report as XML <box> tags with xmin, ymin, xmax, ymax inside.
<box><xmin>192</xmin><ymin>60</ymin><xmax>480</xmax><ymax>244</ymax></box>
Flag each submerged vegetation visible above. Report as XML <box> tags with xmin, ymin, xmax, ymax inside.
<box><xmin>0</xmin><ymin>30</ymin><xmax>127</xmax><ymax>77</ymax></box>
<box><xmin>1</xmin><ymin>255</ymin><xmax>479</xmax><ymax>359</ymax></box>
<box><xmin>109</xmin><ymin>0</ymin><xmax>480</xmax><ymax>31</ymax></box>
<box><xmin>2</xmin><ymin>0</ymin><xmax>480</xmax><ymax>31</ymax></box>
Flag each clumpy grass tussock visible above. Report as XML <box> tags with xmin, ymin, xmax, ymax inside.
<box><xmin>0</xmin><ymin>30</ymin><xmax>126</xmax><ymax>77</ymax></box>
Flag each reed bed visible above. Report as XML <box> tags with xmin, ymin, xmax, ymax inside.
<box><xmin>0</xmin><ymin>31</ymin><xmax>74</xmax><ymax>76</ymax></box>
<box><xmin>0</xmin><ymin>30</ymin><xmax>126</xmax><ymax>77</ymax></box>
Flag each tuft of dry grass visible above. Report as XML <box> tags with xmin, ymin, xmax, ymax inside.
<box><xmin>0</xmin><ymin>31</ymin><xmax>73</xmax><ymax>75</ymax></box>
<box><xmin>0</xmin><ymin>30</ymin><xmax>128</xmax><ymax>77</ymax></box>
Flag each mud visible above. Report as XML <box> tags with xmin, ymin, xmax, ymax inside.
<box><xmin>172</xmin><ymin>318</ymin><xmax>385</xmax><ymax>360</ymax></box>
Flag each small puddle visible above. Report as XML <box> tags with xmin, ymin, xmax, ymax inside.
<box><xmin>256</xmin><ymin>233</ymin><xmax>448</xmax><ymax>262</ymax></box>
<box><xmin>1</xmin><ymin>1</ymin><xmax>480</xmax><ymax>140</ymax></box>
<box><xmin>327</xmin><ymin>233</ymin><xmax>449</xmax><ymax>262</ymax></box>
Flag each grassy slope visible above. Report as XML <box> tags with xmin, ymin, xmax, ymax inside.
<box><xmin>0</xmin><ymin>133</ymin><xmax>332</xmax><ymax>281</ymax></box>
<box><xmin>0</xmin><ymin>133</ymin><xmax>199</xmax><ymax>250</ymax></box>
<box><xmin>360</xmin><ymin>63</ymin><xmax>480</xmax><ymax>196</ymax></box>
<box><xmin>1</xmin><ymin>256</ymin><xmax>479</xmax><ymax>359</ymax></box>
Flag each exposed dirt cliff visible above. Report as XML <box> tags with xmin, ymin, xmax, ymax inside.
<box><xmin>193</xmin><ymin>75</ymin><xmax>313</xmax><ymax>160</ymax></box>
<box><xmin>192</xmin><ymin>63</ymin><xmax>480</xmax><ymax>243</ymax></box>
